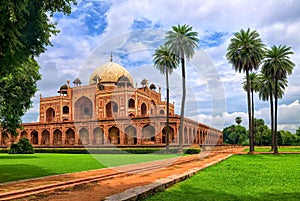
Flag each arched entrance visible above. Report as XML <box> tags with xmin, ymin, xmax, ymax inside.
<box><xmin>66</xmin><ymin>128</ymin><xmax>75</xmax><ymax>145</ymax></box>
<box><xmin>128</xmin><ymin>98</ymin><xmax>135</xmax><ymax>108</ymax></box>
<box><xmin>31</xmin><ymin>130</ymin><xmax>38</xmax><ymax>145</ymax></box>
<box><xmin>20</xmin><ymin>131</ymin><xmax>28</xmax><ymax>139</ymax></box>
<box><xmin>108</xmin><ymin>127</ymin><xmax>120</xmax><ymax>144</ymax></box>
<box><xmin>53</xmin><ymin>129</ymin><xmax>62</xmax><ymax>145</ymax></box>
<box><xmin>184</xmin><ymin>127</ymin><xmax>188</xmax><ymax>144</ymax></box>
<box><xmin>189</xmin><ymin>128</ymin><xmax>193</xmax><ymax>144</ymax></box>
<box><xmin>106</xmin><ymin>101</ymin><xmax>118</xmax><ymax>118</ymax></box>
<box><xmin>162</xmin><ymin>126</ymin><xmax>174</xmax><ymax>144</ymax></box>
<box><xmin>142</xmin><ymin>125</ymin><xmax>155</xmax><ymax>144</ymax></box>
<box><xmin>79</xmin><ymin>128</ymin><xmax>89</xmax><ymax>145</ymax></box>
<box><xmin>125</xmin><ymin>126</ymin><xmax>137</xmax><ymax>145</ymax></box>
<box><xmin>1</xmin><ymin>133</ymin><xmax>9</xmax><ymax>146</ymax></box>
<box><xmin>46</xmin><ymin>108</ymin><xmax>55</xmax><ymax>122</ymax></box>
<box><xmin>141</xmin><ymin>103</ymin><xmax>147</xmax><ymax>116</ymax></box>
<box><xmin>74</xmin><ymin>96</ymin><xmax>93</xmax><ymax>120</ymax></box>
<box><xmin>93</xmin><ymin>127</ymin><xmax>104</xmax><ymax>145</ymax></box>
<box><xmin>150</xmin><ymin>100</ymin><xmax>156</xmax><ymax>115</ymax></box>
<box><xmin>41</xmin><ymin>130</ymin><xmax>50</xmax><ymax>145</ymax></box>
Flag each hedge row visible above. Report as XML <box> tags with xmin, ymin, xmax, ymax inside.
<box><xmin>0</xmin><ymin>148</ymin><xmax>8</xmax><ymax>153</ymax></box>
<box><xmin>34</xmin><ymin>147</ymin><xmax>200</xmax><ymax>154</ymax></box>
<box><xmin>0</xmin><ymin>147</ymin><xmax>200</xmax><ymax>154</ymax></box>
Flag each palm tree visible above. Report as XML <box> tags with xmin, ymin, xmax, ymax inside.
<box><xmin>153</xmin><ymin>45</ymin><xmax>179</xmax><ymax>153</ymax></box>
<box><xmin>242</xmin><ymin>72</ymin><xmax>259</xmax><ymax>141</ymax></box>
<box><xmin>165</xmin><ymin>24</ymin><xmax>199</xmax><ymax>153</ymax></box>
<box><xmin>226</xmin><ymin>28</ymin><xmax>265</xmax><ymax>154</ymax></box>
<box><xmin>235</xmin><ymin>116</ymin><xmax>242</xmax><ymax>125</ymax></box>
<box><xmin>258</xmin><ymin>73</ymin><xmax>287</xmax><ymax>151</ymax></box>
<box><xmin>261</xmin><ymin>45</ymin><xmax>295</xmax><ymax>154</ymax></box>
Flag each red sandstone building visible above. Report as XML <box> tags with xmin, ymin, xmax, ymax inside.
<box><xmin>0</xmin><ymin>60</ymin><xmax>222</xmax><ymax>147</ymax></box>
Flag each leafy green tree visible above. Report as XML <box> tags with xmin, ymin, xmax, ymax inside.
<box><xmin>165</xmin><ymin>24</ymin><xmax>199</xmax><ymax>153</ymax></box>
<box><xmin>226</xmin><ymin>28</ymin><xmax>265</xmax><ymax>153</ymax></box>
<box><xmin>153</xmin><ymin>45</ymin><xmax>179</xmax><ymax>153</ymax></box>
<box><xmin>261</xmin><ymin>45</ymin><xmax>295</xmax><ymax>154</ymax></box>
<box><xmin>223</xmin><ymin>124</ymin><xmax>247</xmax><ymax>145</ymax></box>
<box><xmin>296</xmin><ymin>127</ymin><xmax>300</xmax><ymax>144</ymax></box>
<box><xmin>0</xmin><ymin>0</ymin><xmax>76</xmax><ymax>74</ymax></box>
<box><xmin>253</xmin><ymin>118</ymin><xmax>271</xmax><ymax>146</ymax></box>
<box><xmin>0</xmin><ymin>59</ymin><xmax>41</xmax><ymax>136</ymax></box>
<box><xmin>0</xmin><ymin>0</ymin><xmax>76</xmax><ymax>137</ymax></box>
<box><xmin>279</xmin><ymin>130</ymin><xmax>296</xmax><ymax>146</ymax></box>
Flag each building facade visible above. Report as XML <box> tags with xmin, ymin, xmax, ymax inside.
<box><xmin>0</xmin><ymin>61</ymin><xmax>223</xmax><ymax>147</ymax></box>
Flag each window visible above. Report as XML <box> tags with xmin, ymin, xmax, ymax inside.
<box><xmin>63</xmin><ymin>106</ymin><xmax>69</xmax><ymax>114</ymax></box>
<box><xmin>128</xmin><ymin>99</ymin><xmax>135</xmax><ymax>108</ymax></box>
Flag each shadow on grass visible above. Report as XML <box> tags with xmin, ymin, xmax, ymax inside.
<box><xmin>0</xmin><ymin>164</ymin><xmax>57</xmax><ymax>183</ymax></box>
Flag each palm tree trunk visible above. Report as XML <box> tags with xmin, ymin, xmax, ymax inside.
<box><xmin>269</xmin><ymin>85</ymin><xmax>274</xmax><ymax>151</ymax></box>
<box><xmin>246</xmin><ymin>70</ymin><xmax>254</xmax><ymax>153</ymax></box>
<box><xmin>251</xmin><ymin>89</ymin><xmax>255</xmax><ymax>148</ymax></box>
<box><xmin>178</xmin><ymin>54</ymin><xmax>186</xmax><ymax>154</ymax></box>
<box><xmin>166</xmin><ymin>67</ymin><xmax>170</xmax><ymax>154</ymax></box>
<box><xmin>274</xmin><ymin>79</ymin><xmax>279</xmax><ymax>154</ymax></box>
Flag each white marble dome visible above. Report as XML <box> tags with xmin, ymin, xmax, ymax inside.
<box><xmin>89</xmin><ymin>62</ymin><xmax>134</xmax><ymax>86</ymax></box>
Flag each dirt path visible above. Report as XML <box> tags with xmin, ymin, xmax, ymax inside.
<box><xmin>1</xmin><ymin>147</ymin><xmax>245</xmax><ymax>201</ymax></box>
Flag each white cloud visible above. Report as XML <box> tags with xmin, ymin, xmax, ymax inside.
<box><xmin>22</xmin><ymin>0</ymin><xmax>300</xmax><ymax>134</ymax></box>
<box><xmin>192</xmin><ymin>100</ymin><xmax>300</xmax><ymax>133</ymax></box>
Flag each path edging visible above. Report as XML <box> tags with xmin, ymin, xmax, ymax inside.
<box><xmin>104</xmin><ymin>154</ymin><xmax>233</xmax><ymax>201</ymax></box>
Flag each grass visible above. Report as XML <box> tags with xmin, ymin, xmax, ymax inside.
<box><xmin>144</xmin><ymin>154</ymin><xmax>300</xmax><ymax>201</ymax></box>
<box><xmin>0</xmin><ymin>153</ymin><xmax>179</xmax><ymax>183</ymax></box>
<box><xmin>243</xmin><ymin>146</ymin><xmax>300</xmax><ymax>152</ymax></box>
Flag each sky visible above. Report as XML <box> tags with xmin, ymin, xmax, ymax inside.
<box><xmin>23</xmin><ymin>0</ymin><xmax>300</xmax><ymax>133</ymax></box>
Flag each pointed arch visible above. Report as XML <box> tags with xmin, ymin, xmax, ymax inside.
<box><xmin>41</xmin><ymin>130</ymin><xmax>50</xmax><ymax>145</ymax></box>
<box><xmin>31</xmin><ymin>130</ymin><xmax>38</xmax><ymax>145</ymax></box>
<box><xmin>106</xmin><ymin>101</ymin><xmax>118</xmax><ymax>118</ymax></box>
<box><xmin>1</xmin><ymin>133</ymin><xmax>9</xmax><ymax>146</ymax></box>
<box><xmin>79</xmin><ymin>128</ymin><xmax>89</xmax><ymax>145</ymax></box>
<box><xmin>93</xmin><ymin>127</ymin><xmax>104</xmax><ymax>145</ymax></box>
<box><xmin>46</xmin><ymin>107</ymin><xmax>55</xmax><ymax>122</ymax></box>
<box><xmin>66</xmin><ymin>128</ymin><xmax>75</xmax><ymax>145</ymax></box>
<box><xmin>53</xmin><ymin>129</ymin><xmax>62</xmax><ymax>145</ymax></box>
<box><xmin>20</xmin><ymin>131</ymin><xmax>28</xmax><ymax>139</ymax></box>
<box><xmin>74</xmin><ymin>96</ymin><xmax>93</xmax><ymax>120</ymax></box>
<box><xmin>63</xmin><ymin>106</ymin><xmax>69</xmax><ymax>114</ymax></box>
<box><xmin>128</xmin><ymin>98</ymin><xmax>135</xmax><ymax>108</ymax></box>
<box><xmin>142</xmin><ymin>124</ymin><xmax>155</xmax><ymax>143</ymax></box>
<box><xmin>125</xmin><ymin>125</ymin><xmax>137</xmax><ymax>145</ymax></box>
<box><xmin>184</xmin><ymin>127</ymin><xmax>188</xmax><ymax>144</ymax></box>
<box><xmin>162</xmin><ymin>126</ymin><xmax>174</xmax><ymax>144</ymax></box>
<box><xmin>109</xmin><ymin>126</ymin><xmax>120</xmax><ymax>144</ymax></box>
<box><xmin>141</xmin><ymin>103</ymin><xmax>147</xmax><ymax>116</ymax></box>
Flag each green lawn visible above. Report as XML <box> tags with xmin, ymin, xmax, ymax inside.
<box><xmin>145</xmin><ymin>154</ymin><xmax>300</xmax><ymax>201</ymax></box>
<box><xmin>244</xmin><ymin>146</ymin><xmax>300</xmax><ymax>152</ymax></box>
<box><xmin>0</xmin><ymin>153</ymin><xmax>178</xmax><ymax>183</ymax></box>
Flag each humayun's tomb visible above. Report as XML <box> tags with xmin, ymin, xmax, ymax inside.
<box><xmin>0</xmin><ymin>57</ymin><xmax>223</xmax><ymax>147</ymax></box>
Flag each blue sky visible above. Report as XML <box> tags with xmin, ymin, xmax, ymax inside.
<box><xmin>24</xmin><ymin>0</ymin><xmax>300</xmax><ymax>133</ymax></box>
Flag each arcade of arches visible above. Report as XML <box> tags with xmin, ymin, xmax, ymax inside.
<box><xmin>0</xmin><ymin>60</ymin><xmax>222</xmax><ymax>147</ymax></box>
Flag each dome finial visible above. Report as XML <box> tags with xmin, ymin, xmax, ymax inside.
<box><xmin>110</xmin><ymin>52</ymin><xmax>113</xmax><ymax>62</ymax></box>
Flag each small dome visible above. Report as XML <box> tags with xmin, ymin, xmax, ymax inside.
<box><xmin>60</xmin><ymin>84</ymin><xmax>68</xmax><ymax>90</ymax></box>
<box><xmin>73</xmin><ymin>78</ymin><xmax>82</xmax><ymax>84</ymax></box>
<box><xmin>89</xmin><ymin>62</ymin><xmax>134</xmax><ymax>85</ymax></box>
<box><xmin>117</xmin><ymin>75</ymin><xmax>130</xmax><ymax>83</ymax></box>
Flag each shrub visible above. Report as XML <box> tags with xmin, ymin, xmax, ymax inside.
<box><xmin>9</xmin><ymin>138</ymin><xmax>34</xmax><ymax>154</ymax></box>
